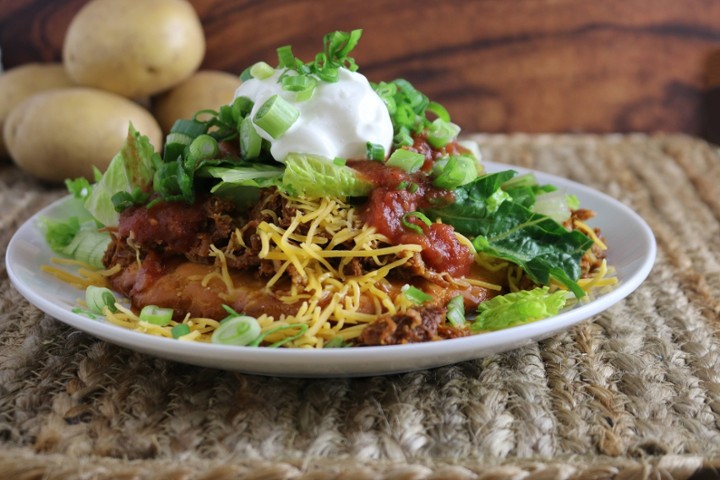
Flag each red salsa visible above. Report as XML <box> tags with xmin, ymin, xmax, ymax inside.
<box><xmin>349</xmin><ymin>137</ymin><xmax>475</xmax><ymax>277</ymax></box>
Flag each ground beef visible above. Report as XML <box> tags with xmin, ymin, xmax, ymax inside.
<box><xmin>356</xmin><ymin>305</ymin><xmax>470</xmax><ymax>346</ymax></box>
<box><xmin>112</xmin><ymin>195</ymin><xmax>240</xmax><ymax>264</ymax></box>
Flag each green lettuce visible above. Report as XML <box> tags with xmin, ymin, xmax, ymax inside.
<box><xmin>281</xmin><ymin>153</ymin><xmax>373</xmax><ymax>197</ymax></box>
<box><xmin>84</xmin><ymin>124</ymin><xmax>159</xmax><ymax>226</ymax></box>
<box><xmin>472</xmin><ymin>287</ymin><xmax>567</xmax><ymax>331</ymax></box>
<box><xmin>39</xmin><ymin>216</ymin><xmax>110</xmax><ymax>269</ymax></box>
<box><xmin>424</xmin><ymin>170</ymin><xmax>593</xmax><ymax>297</ymax></box>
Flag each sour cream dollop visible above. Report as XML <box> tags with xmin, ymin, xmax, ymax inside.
<box><xmin>233</xmin><ymin>67</ymin><xmax>393</xmax><ymax>163</ymax></box>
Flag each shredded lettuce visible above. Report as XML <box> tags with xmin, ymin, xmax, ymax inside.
<box><xmin>281</xmin><ymin>153</ymin><xmax>373</xmax><ymax>197</ymax></box>
<box><xmin>39</xmin><ymin>216</ymin><xmax>110</xmax><ymax>269</ymax></box>
<box><xmin>472</xmin><ymin>287</ymin><xmax>567</xmax><ymax>331</ymax></box>
<box><xmin>204</xmin><ymin>164</ymin><xmax>284</xmax><ymax>189</ymax></box>
<box><xmin>39</xmin><ymin>216</ymin><xmax>81</xmax><ymax>253</ymax></box>
<box><xmin>84</xmin><ymin>124</ymin><xmax>159</xmax><ymax>226</ymax></box>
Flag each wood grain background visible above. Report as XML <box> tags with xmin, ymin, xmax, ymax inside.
<box><xmin>2</xmin><ymin>0</ymin><xmax>720</xmax><ymax>141</ymax></box>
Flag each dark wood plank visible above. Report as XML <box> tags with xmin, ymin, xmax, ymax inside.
<box><xmin>2</xmin><ymin>0</ymin><xmax>720</xmax><ymax>139</ymax></box>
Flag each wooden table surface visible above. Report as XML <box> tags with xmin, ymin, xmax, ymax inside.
<box><xmin>3</xmin><ymin>0</ymin><xmax>720</xmax><ymax>141</ymax></box>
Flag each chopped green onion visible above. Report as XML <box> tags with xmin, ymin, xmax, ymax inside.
<box><xmin>333</xmin><ymin>157</ymin><xmax>346</xmax><ymax>166</ymax></box>
<box><xmin>386</xmin><ymin>149</ymin><xmax>425</xmax><ymax>173</ymax></box>
<box><xmin>396</xmin><ymin>180</ymin><xmax>409</xmax><ymax>190</ymax></box>
<box><xmin>427</xmin><ymin>118</ymin><xmax>461</xmax><ymax>149</ymax></box>
<box><xmin>393</xmin><ymin>127</ymin><xmax>414</xmax><ymax>148</ymax></box>
<box><xmin>112</xmin><ymin>186</ymin><xmax>149</xmax><ymax>212</ymax></box>
<box><xmin>324</xmin><ymin>337</ymin><xmax>349</xmax><ymax>348</ymax></box>
<box><xmin>163</xmin><ymin>131</ymin><xmax>193</xmax><ymax>162</ymax></box>
<box><xmin>187</xmin><ymin>134</ymin><xmax>219</xmax><ymax>167</ymax></box>
<box><xmin>277</xmin><ymin>45</ymin><xmax>299</xmax><ymax>69</ymax></box>
<box><xmin>401</xmin><ymin>218</ymin><xmax>424</xmax><ymax>235</ymax></box>
<box><xmin>139</xmin><ymin>305</ymin><xmax>174</xmax><ymax>326</ymax></box>
<box><xmin>446</xmin><ymin>295</ymin><xmax>466</xmax><ymax>326</ymax></box>
<box><xmin>408</xmin><ymin>182</ymin><xmax>419</xmax><ymax>193</ymax></box>
<box><xmin>250</xmin><ymin>61</ymin><xmax>275</xmax><ymax>80</ymax></box>
<box><xmin>171</xmin><ymin>324</ymin><xmax>191</xmax><ymax>339</ymax></box>
<box><xmin>239</xmin><ymin>66</ymin><xmax>253</xmax><ymax>82</ymax></box>
<box><xmin>402</xmin><ymin>211</ymin><xmax>432</xmax><ymax>235</ymax></box>
<box><xmin>85</xmin><ymin>286</ymin><xmax>117</xmax><ymax>314</ymax></box>
<box><xmin>281</xmin><ymin>75</ymin><xmax>318</xmax><ymax>102</ymax></box>
<box><xmin>253</xmin><ymin>94</ymin><xmax>300</xmax><ymax>139</ymax></box>
<box><xmin>72</xmin><ymin>307</ymin><xmax>98</xmax><ymax>320</ymax></box>
<box><xmin>248</xmin><ymin>323</ymin><xmax>309</xmax><ymax>348</ymax></box>
<box><xmin>212</xmin><ymin>315</ymin><xmax>261</xmax><ymax>346</ymax></box>
<box><xmin>366</xmin><ymin>142</ymin><xmax>385</xmax><ymax>161</ymax></box>
<box><xmin>433</xmin><ymin>154</ymin><xmax>477</xmax><ymax>189</ymax></box>
<box><xmin>239</xmin><ymin>116</ymin><xmax>262</xmax><ymax>160</ymax></box>
<box><xmin>170</xmin><ymin>119</ymin><xmax>207</xmax><ymax>137</ymax></box>
<box><xmin>426</xmin><ymin>101</ymin><xmax>451</xmax><ymax>122</ymax></box>
<box><xmin>401</xmin><ymin>285</ymin><xmax>433</xmax><ymax>304</ymax></box>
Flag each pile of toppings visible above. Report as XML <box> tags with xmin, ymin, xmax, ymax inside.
<box><xmin>42</xmin><ymin>30</ymin><xmax>615</xmax><ymax>348</ymax></box>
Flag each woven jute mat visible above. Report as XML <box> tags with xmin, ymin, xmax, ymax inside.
<box><xmin>1</xmin><ymin>134</ymin><xmax>719</xmax><ymax>479</ymax></box>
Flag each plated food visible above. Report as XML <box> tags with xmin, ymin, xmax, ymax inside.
<box><xmin>39</xmin><ymin>30</ymin><xmax>616</xmax><ymax>349</ymax></box>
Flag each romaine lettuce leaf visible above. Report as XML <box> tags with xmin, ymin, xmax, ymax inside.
<box><xmin>472</xmin><ymin>287</ymin><xmax>567</xmax><ymax>331</ymax></box>
<box><xmin>39</xmin><ymin>216</ymin><xmax>110</xmax><ymax>268</ymax></box>
<box><xmin>84</xmin><ymin>124</ymin><xmax>159</xmax><ymax>226</ymax></box>
<box><xmin>204</xmin><ymin>164</ymin><xmax>284</xmax><ymax>189</ymax></box>
<box><xmin>281</xmin><ymin>153</ymin><xmax>372</xmax><ymax>197</ymax></box>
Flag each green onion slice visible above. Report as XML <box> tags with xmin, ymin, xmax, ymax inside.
<box><xmin>401</xmin><ymin>211</ymin><xmax>432</xmax><ymax>235</ymax></box>
<box><xmin>446</xmin><ymin>295</ymin><xmax>466</xmax><ymax>326</ymax></box>
<box><xmin>253</xmin><ymin>94</ymin><xmax>300</xmax><ymax>139</ymax></box>
<box><xmin>248</xmin><ymin>324</ymin><xmax>309</xmax><ymax>348</ymax></box>
<box><xmin>401</xmin><ymin>285</ymin><xmax>433</xmax><ymax>304</ymax></box>
<box><xmin>239</xmin><ymin>116</ymin><xmax>262</xmax><ymax>160</ymax></box>
<box><xmin>427</xmin><ymin>118</ymin><xmax>461</xmax><ymax>149</ymax></box>
<box><xmin>250</xmin><ymin>61</ymin><xmax>275</xmax><ymax>80</ymax></box>
<box><xmin>172</xmin><ymin>323</ymin><xmax>191</xmax><ymax>339</ymax></box>
<box><xmin>139</xmin><ymin>305</ymin><xmax>174</xmax><ymax>326</ymax></box>
<box><xmin>170</xmin><ymin>119</ymin><xmax>207</xmax><ymax>137</ymax></box>
<box><xmin>187</xmin><ymin>134</ymin><xmax>219</xmax><ymax>166</ymax></box>
<box><xmin>386</xmin><ymin>149</ymin><xmax>425</xmax><ymax>173</ymax></box>
<box><xmin>366</xmin><ymin>142</ymin><xmax>385</xmax><ymax>161</ymax></box>
<box><xmin>212</xmin><ymin>315</ymin><xmax>261</xmax><ymax>346</ymax></box>
<box><xmin>277</xmin><ymin>45</ymin><xmax>299</xmax><ymax>69</ymax></box>
<box><xmin>281</xmin><ymin>75</ymin><xmax>318</xmax><ymax>102</ymax></box>
<box><xmin>85</xmin><ymin>286</ymin><xmax>117</xmax><ymax>314</ymax></box>
<box><xmin>426</xmin><ymin>101</ymin><xmax>451</xmax><ymax>122</ymax></box>
<box><xmin>163</xmin><ymin>132</ymin><xmax>193</xmax><ymax>162</ymax></box>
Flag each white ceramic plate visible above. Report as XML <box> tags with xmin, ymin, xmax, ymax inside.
<box><xmin>6</xmin><ymin>162</ymin><xmax>656</xmax><ymax>377</ymax></box>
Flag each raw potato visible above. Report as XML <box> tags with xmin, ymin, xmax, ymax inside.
<box><xmin>152</xmin><ymin>70</ymin><xmax>242</xmax><ymax>134</ymax></box>
<box><xmin>63</xmin><ymin>0</ymin><xmax>205</xmax><ymax>98</ymax></box>
<box><xmin>4</xmin><ymin>88</ymin><xmax>162</xmax><ymax>183</ymax></box>
<box><xmin>0</xmin><ymin>63</ymin><xmax>76</xmax><ymax>157</ymax></box>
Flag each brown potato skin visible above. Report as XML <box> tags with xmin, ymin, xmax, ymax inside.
<box><xmin>3</xmin><ymin>87</ymin><xmax>162</xmax><ymax>183</ymax></box>
<box><xmin>152</xmin><ymin>70</ymin><xmax>242</xmax><ymax>134</ymax></box>
<box><xmin>0</xmin><ymin>63</ymin><xmax>76</xmax><ymax>157</ymax></box>
<box><xmin>63</xmin><ymin>0</ymin><xmax>205</xmax><ymax>98</ymax></box>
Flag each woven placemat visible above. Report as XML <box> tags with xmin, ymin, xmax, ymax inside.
<box><xmin>1</xmin><ymin>134</ymin><xmax>719</xmax><ymax>479</ymax></box>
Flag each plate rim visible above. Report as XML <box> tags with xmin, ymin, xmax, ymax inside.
<box><xmin>5</xmin><ymin>161</ymin><xmax>657</xmax><ymax>377</ymax></box>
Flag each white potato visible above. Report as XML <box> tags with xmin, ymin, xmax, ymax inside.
<box><xmin>0</xmin><ymin>63</ymin><xmax>76</xmax><ymax>157</ymax></box>
<box><xmin>4</xmin><ymin>87</ymin><xmax>162</xmax><ymax>182</ymax></box>
<box><xmin>63</xmin><ymin>0</ymin><xmax>205</xmax><ymax>98</ymax></box>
